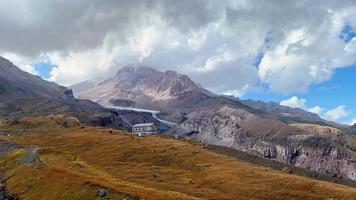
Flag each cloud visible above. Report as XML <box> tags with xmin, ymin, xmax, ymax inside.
<box><xmin>279</xmin><ymin>96</ymin><xmax>324</xmax><ymax>114</ymax></box>
<box><xmin>280</xmin><ymin>96</ymin><xmax>308</xmax><ymax>110</ymax></box>
<box><xmin>280</xmin><ymin>96</ymin><xmax>353</xmax><ymax>122</ymax></box>
<box><xmin>324</xmin><ymin>106</ymin><xmax>349</xmax><ymax>122</ymax></box>
<box><xmin>308</xmin><ymin>106</ymin><xmax>324</xmax><ymax>115</ymax></box>
<box><xmin>0</xmin><ymin>0</ymin><xmax>355</xmax><ymax>95</ymax></box>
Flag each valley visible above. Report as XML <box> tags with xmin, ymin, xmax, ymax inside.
<box><xmin>0</xmin><ymin>56</ymin><xmax>356</xmax><ymax>199</ymax></box>
<box><xmin>2</xmin><ymin>1</ymin><xmax>356</xmax><ymax>199</ymax></box>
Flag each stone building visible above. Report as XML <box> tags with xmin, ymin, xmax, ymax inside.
<box><xmin>132</xmin><ymin>123</ymin><xmax>158</xmax><ymax>136</ymax></box>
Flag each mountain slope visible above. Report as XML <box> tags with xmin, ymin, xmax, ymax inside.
<box><xmin>72</xmin><ymin>66</ymin><xmax>214</xmax><ymax>109</ymax></box>
<box><xmin>345</xmin><ymin>124</ymin><xmax>356</xmax><ymax>135</ymax></box>
<box><xmin>0</xmin><ymin>57</ymin><xmax>74</xmax><ymax>102</ymax></box>
<box><xmin>242</xmin><ymin>99</ymin><xmax>343</xmax><ymax>128</ymax></box>
<box><xmin>175</xmin><ymin>105</ymin><xmax>356</xmax><ymax>180</ymax></box>
<box><xmin>73</xmin><ymin>66</ymin><xmax>356</xmax><ymax>181</ymax></box>
<box><xmin>0</xmin><ymin>57</ymin><xmax>164</xmax><ymax>131</ymax></box>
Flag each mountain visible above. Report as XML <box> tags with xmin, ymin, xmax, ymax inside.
<box><xmin>72</xmin><ymin>66</ymin><xmax>214</xmax><ymax>110</ymax></box>
<box><xmin>69</xmin><ymin>80</ymin><xmax>97</xmax><ymax>94</ymax></box>
<box><xmin>174</xmin><ymin>105</ymin><xmax>356</xmax><ymax>181</ymax></box>
<box><xmin>241</xmin><ymin>99</ymin><xmax>344</xmax><ymax>128</ymax></box>
<box><xmin>72</xmin><ymin>66</ymin><xmax>338</xmax><ymax>126</ymax></box>
<box><xmin>2</xmin><ymin>60</ymin><xmax>355</xmax><ymax>198</ymax></box>
<box><xmin>73</xmin><ymin>66</ymin><xmax>356</xmax><ymax>181</ymax></box>
<box><xmin>0</xmin><ymin>57</ymin><xmax>74</xmax><ymax>102</ymax></box>
<box><xmin>0</xmin><ymin>57</ymin><xmax>164</xmax><ymax>131</ymax></box>
<box><xmin>345</xmin><ymin>124</ymin><xmax>356</xmax><ymax>135</ymax></box>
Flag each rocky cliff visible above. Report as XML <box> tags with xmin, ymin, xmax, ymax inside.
<box><xmin>174</xmin><ymin>106</ymin><xmax>356</xmax><ymax>181</ymax></box>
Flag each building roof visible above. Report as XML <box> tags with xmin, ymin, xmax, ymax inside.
<box><xmin>132</xmin><ymin>123</ymin><xmax>155</xmax><ymax>128</ymax></box>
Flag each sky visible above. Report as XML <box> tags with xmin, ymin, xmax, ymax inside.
<box><xmin>0</xmin><ymin>0</ymin><xmax>355</xmax><ymax>124</ymax></box>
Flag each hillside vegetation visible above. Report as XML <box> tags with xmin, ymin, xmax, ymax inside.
<box><xmin>0</xmin><ymin>116</ymin><xmax>355</xmax><ymax>200</ymax></box>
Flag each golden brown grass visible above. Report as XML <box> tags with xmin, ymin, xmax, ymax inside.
<box><xmin>0</xmin><ymin>116</ymin><xmax>356</xmax><ymax>200</ymax></box>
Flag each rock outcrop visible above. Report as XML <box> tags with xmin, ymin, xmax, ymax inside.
<box><xmin>291</xmin><ymin>123</ymin><xmax>342</xmax><ymax>137</ymax></box>
<box><xmin>174</xmin><ymin>106</ymin><xmax>356</xmax><ymax>181</ymax></box>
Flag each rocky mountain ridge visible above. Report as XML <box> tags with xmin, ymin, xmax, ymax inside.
<box><xmin>242</xmin><ymin>99</ymin><xmax>344</xmax><ymax>128</ymax></box>
<box><xmin>73</xmin><ymin>66</ymin><xmax>356</xmax><ymax>181</ymax></box>
<box><xmin>72</xmin><ymin>66</ymin><xmax>214</xmax><ymax>107</ymax></box>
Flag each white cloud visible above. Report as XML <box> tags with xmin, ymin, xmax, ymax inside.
<box><xmin>222</xmin><ymin>85</ymin><xmax>251</xmax><ymax>97</ymax></box>
<box><xmin>197</xmin><ymin>52</ymin><xmax>235</xmax><ymax>73</ymax></box>
<box><xmin>187</xmin><ymin>30</ymin><xmax>208</xmax><ymax>51</ymax></box>
<box><xmin>280</xmin><ymin>96</ymin><xmax>308</xmax><ymax>110</ymax></box>
<box><xmin>280</xmin><ymin>97</ymin><xmax>353</xmax><ymax>122</ymax></box>
<box><xmin>280</xmin><ymin>96</ymin><xmax>323</xmax><ymax>114</ymax></box>
<box><xmin>308</xmin><ymin>106</ymin><xmax>324</xmax><ymax>115</ymax></box>
<box><xmin>324</xmin><ymin>105</ymin><xmax>349</xmax><ymax>122</ymax></box>
<box><xmin>0</xmin><ymin>0</ymin><xmax>355</xmax><ymax>94</ymax></box>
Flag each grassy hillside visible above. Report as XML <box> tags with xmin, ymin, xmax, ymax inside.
<box><xmin>0</xmin><ymin>116</ymin><xmax>355</xmax><ymax>200</ymax></box>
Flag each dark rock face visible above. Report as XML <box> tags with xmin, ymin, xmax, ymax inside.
<box><xmin>110</xmin><ymin>99</ymin><xmax>136</xmax><ymax>107</ymax></box>
<box><xmin>0</xmin><ymin>140</ymin><xmax>22</xmax><ymax>157</ymax></box>
<box><xmin>0</xmin><ymin>140</ymin><xmax>20</xmax><ymax>200</ymax></box>
<box><xmin>98</xmin><ymin>188</ymin><xmax>109</xmax><ymax>198</ymax></box>
<box><xmin>63</xmin><ymin>89</ymin><xmax>75</xmax><ymax>99</ymax></box>
<box><xmin>0</xmin><ymin>187</ymin><xmax>17</xmax><ymax>200</ymax></box>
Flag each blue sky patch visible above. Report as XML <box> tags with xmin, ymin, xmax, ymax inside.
<box><xmin>33</xmin><ymin>60</ymin><xmax>56</xmax><ymax>79</ymax></box>
<box><xmin>340</xmin><ymin>24</ymin><xmax>356</xmax><ymax>43</ymax></box>
<box><xmin>242</xmin><ymin>65</ymin><xmax>356</xmax><ymax>124</ymax></box>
